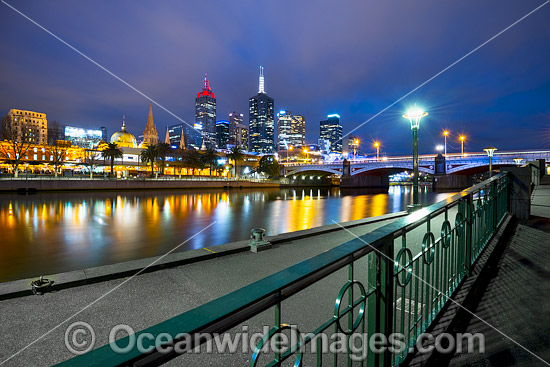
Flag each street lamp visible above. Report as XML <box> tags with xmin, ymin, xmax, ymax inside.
<box><xmin>403</xmin><ymin>106</ymin><xmax>428</xmax><ymax>210</ymax></box>
<box><xmin>514</xmin><ymin>158</ymin><xmax>523</xmax><ymax>167</ymax></box>
<box><xmin>303</xmin><ymin>148</ymin><xmax>309</xmax><ymax>163</ymax></box>
<box><xmin>459</xmin><ymin>135</ymin><xmax>466</xmax><ymax>156</ymax></box>
<box><xmin>484</xmin><ymin>147</ymin><xmax>497</xmax><ymax>177</ymax></box>
<box><xmin>443</xmin><ymin>130</ymin><xmax>449</xmax><ymax>157</ymax></box>
<box><xmin>374</xmin><ymin>141</ymin><xmax>380</xmax><ymax>161</ymax></box>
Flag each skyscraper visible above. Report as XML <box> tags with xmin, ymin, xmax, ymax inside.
<box><xmin>234</xmin><ymin>123</ymin><xmax>249</xmax><ymax>151</ymax></box>
<box><xmin>143</xmin><ymin>104</ymin><xmax>159</xmax><ymax>146</ymax></box>
<box><xmin>228</xmin><ymin>111</ymin><xmax>244</xmax><ymax>144</ymax></box>
<box><xmin>277</xmin><ymin>110</ymin><xmax>305</xmax><ymax>151</ymax></box>
<box><xmin>195</xmin><ymin>74</ymin><xmax>216</xmax><ymax>148</ymax></box>
<box><xmin>167</xmin><ymin>123</ymin><xmax>201</xmax><ymax>150</ymax></box>
<box><xmin>249</xmin><ymin>66</ymin><xmax>274</xmax><ymax>153</ymax></box>
<box><xmin>320</xmin><ymin>114</ymin><xmax>343</xmax><ymax>153</ymax></box>
<box><xmin>216</xmin><ymin>120</ymin><xmax>230</xmax><ymax>148</ymax></box>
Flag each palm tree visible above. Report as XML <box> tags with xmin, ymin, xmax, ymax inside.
<box><xmin>227</xmin><ymin>146</ymin><xmax>244</xmax><ymax>178</ymax></box>
<box><xmin>156</xmin><ymin>143</ymin><xmax>171</xmax><ymax>175</ymax></box>
<box><xmin>140</xmin><ymin>145</ymin><xmax>158</xmax><ymax>176</ymax></box>
<box><xmin>200</xmin><ymin>147</ymin><xmax>219</xmax><ymax>176</ymax></box>
<box><xmin>101</xmin><ymin>143</ymin><xmax>123</xmax><ymax>177</ymax></box>
<box><xmin>183</xmin><ymin>149</ymin><xmax>203</xmax><ymax>176</ymax></box>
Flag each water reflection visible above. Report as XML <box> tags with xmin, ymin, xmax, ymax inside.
<box><xmin>0</xmin><ymin>186</ymin><xmax>454</xmax><ymax>282</ymax></box>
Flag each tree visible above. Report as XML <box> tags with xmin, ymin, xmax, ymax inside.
<box><xmin>182</xmin><ymin>149</ymin><xmax>203</xmax><ymax>176</ymax></box>
<box><xmin>140</xmin><ymin>144</ymin><xmax>158</xmax><ymax>176</ymax></box>
<box><xmin>226</xmin><ymin>146</ymin><xmax>244</xmax><ymax>178</ymax></box>
<box><xmin>101</xmin><ymin>142</ymin><xmax>123</xmax><ymax>176</ymax></box>
<box><xmin>200</xmin><ymin>147</ymin><xmax>219</xmax><ymax>176</ymax></box>
<box><xmin>83</xmin><ymin>149</ymin><xmax>101</xmax><ymax>178</ymax></box>
<box><xmin>0</xmin><ymin>114</ymin><xmax>33</xmax><ymax>177</ymax></box>
<box><xmin>156</xmin><ymin>143</ymin><xmax>171</xmax><ymax>175</ymax></box>
<box><xmin>258</xmin><ymin>155</ymin><xmax>281</xmax><ymax>178</ymax></box>
<box><xmin>50</xmin><ymin>140</ymin><xmax>71</xmax><ymax>177</ymax></box>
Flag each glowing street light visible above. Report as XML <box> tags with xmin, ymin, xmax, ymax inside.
<box><xmin>353</xmin><ymin>138</ymin><xmax>359</xmax><ymax>159</ymax></box>
<box><xmin>459</xmin><ymin>135</ymin><xmax>466</xmax><ymax>156</ymax></box>
<box><xmin>403</xmin><ymin>105</ymin><xmax>428</xmax><ymax>210</ymax></box>
<box><xmin>374</xmin><ymin>141</ymin><xmax>380</xmax><ymax>160</ymax></box>
<box><xmin>303</xmin><ymin>148</ymin><xmax>309</xmax><ymax>163</ymax></box>
<box><xmin>436</xmin><ymin>144</ymin><xmax>444</xmax><ymax>153</ymax></box>
<box><xmin>484</xmin><ymin>147</ymin><xmax>497</xmax><ymax>177</ymax></box>
<box><xmin>514</xmin><ymin>158</ymin><xmax>523</xmax><ymax>167</ymax></box>
<box><xmin>443</xmin><ymin>130</ymin><xmax>449</xmax><ymax>156</ymax></box>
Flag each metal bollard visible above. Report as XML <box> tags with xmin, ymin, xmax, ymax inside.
<box><xmin>248</xmin><ymin>228</ymin><xmax>272</xmax><ymax>253</ymax></box>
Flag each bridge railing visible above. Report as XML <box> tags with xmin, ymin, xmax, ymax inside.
<box><xmin>57</xmin><ymin>173</ymin><xmax>510</xmax><ymax>367</ymax></box>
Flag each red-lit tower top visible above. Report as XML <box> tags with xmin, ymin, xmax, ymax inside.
<box><xmin>197</xmin><ymin>74</ymin><xmax>215</xmax><ymax>99</ymax></box>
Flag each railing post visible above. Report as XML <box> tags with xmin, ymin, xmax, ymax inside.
<box><xmin>464</xmin><ymin>194</ymin><xmax>473</xmax><ymax>276</ymax></box>
<box><xmin>376</xmin><ymin>235</ymin><xmax>394</xmax><ymax>367</ymax></box>
<box><xmin>492</xmin><ymin>180</ymin><xmax>498</xmax><ymax>231</ymax></box>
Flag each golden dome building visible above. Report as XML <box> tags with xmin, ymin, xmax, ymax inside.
<box><xmin>110</xmin><ymin>116</ymin><xmax>137</xmax><ymax>148</ymax></box>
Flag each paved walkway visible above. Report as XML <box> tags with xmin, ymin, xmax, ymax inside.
<box><xmin>419</xmin><ymin>176</ymin><xmax>550</xmax><ymax>367</ymax></box>
<box><xmin>0</xmin><ymin>213</ymin><xmax>411</xmax><ymax>366</ymax></box>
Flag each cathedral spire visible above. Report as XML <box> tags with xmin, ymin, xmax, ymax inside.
<box><xmin>179</xmin><ymin>130</ymin><xmax>185</xmax><ymax>150</ymax></box>
<box><xmin>164</xmin><ymin>126</ymin><xmax>170</xmax><ymax>144</ymax></box>
<box><xmin>258</xmin><ymin>66</ymin><xmax>265</xmax><ymax>94</ymax></box>
<box><xmin>143</xmin><ymin>103</ymin><xmax>159</xmax><ymax>146</ymax></box>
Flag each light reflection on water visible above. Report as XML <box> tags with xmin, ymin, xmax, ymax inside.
<box><xmin>0</xmin><ymin>186</ymin><xmax>454</xmax><ymax>282</ymax></box>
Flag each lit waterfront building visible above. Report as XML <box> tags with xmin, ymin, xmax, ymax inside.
<box><xmin>142</xmin><ymin>104</ymin><xmax>159</xmax><ymax>146</ymax></box>
<box><xmin>64</xmin><ymin>126</ymin><xmax>103</xmax><ymax>149</ymax></box>
<box><xmin>277</xmin><ymin>110</ymin><xmax>305</xmax><ymax>151</ymax></box>
<box><xmin>320</xmin><ymin>114</ymin><xmax>343</xmax><ymax>153</ymax></box>
<box><xmin>6</xmin><ymin>109</ymin><xmax>48</xmax><ymax>145</ymax></box>
<box><xmin>249</xmin><ymin>66</ymin><xmax>274</xmax><ymax>153</ymax></box>
<box><xmin>110</xmin><ymin>116</ymin><xmax>137</xmax><ymax>148</ymax></box>
<box><xmin>195</xmin><ymin>74</ymin><xmax>216</xmax><ymax>148</ymax></box>
<box><xmin>216</xmin><ymin>120</ymin><xmax>230</xmax><ymax>148</ymax></box>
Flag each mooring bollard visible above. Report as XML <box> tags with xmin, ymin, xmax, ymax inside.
<box><xmin>248</xmin><ymin>228</ymin><xmax>272</xmax><ymax>253</ymax></box>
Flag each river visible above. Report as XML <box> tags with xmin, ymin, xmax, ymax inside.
<box><xmin>0</xmin><ymin>186</ymin><xmax>455</xmax><ymax>282</ymax></box>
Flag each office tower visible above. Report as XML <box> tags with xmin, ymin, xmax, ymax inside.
<box><xmin>249</xmin><ymin>66</ymin><xmax>274</xmax><ymax>153</ymax></box>
<box><xmin>195</xmin><ymin>74</ymin><xmax>216</xmax><ymax>148</ymax></box>
<box><xmin>216</xmin><ymin>120</ymin><xmax>230</xmax><ymax>148</ymax></box>
<box><xmin>320</xmin><ymin>114</ymin><xmax>343</xmax><ymax>153</ymax></box>
<box><xmin>277</xmin><ymin>110</ymin><xmax>305</xmax><ymax>151</ymax></box>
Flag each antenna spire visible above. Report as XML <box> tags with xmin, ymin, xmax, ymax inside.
<box><xmin>203</xmin><ymin>73</ymin><xmax>210</xmax><ymax>91</ymax></box>
<box><xmin>258</xmin><ymin>66</ymin><xmax>265</xmax><ymax>93</ymax></box>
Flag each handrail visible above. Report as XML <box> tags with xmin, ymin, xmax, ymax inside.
<box><xmin>56</xmin><ymin>173</ymin><xmax>509</xmax><ymax>367</ymax></box>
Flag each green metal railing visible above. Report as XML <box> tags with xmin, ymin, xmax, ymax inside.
<box><xmin>57</xmin><ymin>173</ymin><xmax>510</xmax><ymax>367</ymax></box>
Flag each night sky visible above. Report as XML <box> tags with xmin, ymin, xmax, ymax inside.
<box><xmin>1</xmin><ymin>0</ymin><xmax>549</xmax><ymax>155</ymax></box>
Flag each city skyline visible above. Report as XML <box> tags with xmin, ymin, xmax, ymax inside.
<box><xmin>1</xmin><ymin>1</ymin><xmax>549</xmax><ymax>155</ymax></box>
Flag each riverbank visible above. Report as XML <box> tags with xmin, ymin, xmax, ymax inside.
<box><xmin>0</xmin><ymin>178</ymin><xmax>280</xmax><ymax>192</ymax></box>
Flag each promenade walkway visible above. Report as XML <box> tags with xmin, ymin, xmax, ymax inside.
<box><xmin>407</xmin><ymin>176</ymin><xmax>550</xmax><ymax>366</ymax></box>
<box><xmin>0</xmin><ymin>212</ymin><xmax>411</xmax><ymax>366</ymax></box>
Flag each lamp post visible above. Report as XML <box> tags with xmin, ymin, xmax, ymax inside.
<box><xmin>374</xmin><ymin>141</ymin><xmax>380</xmax><ymax>161</ymax></box>
<box><xmin>303</xmin><ymin>148</ymin><xmax>309</xmax><ymax>164</ymax></box>
<box><xmin>459</xmin><ymin>135</ymin><xmax>466</xmax><ymax>156</ymax></box>
<box><xmin>443</xmin><ymin>130</ymin><xmax>449</xmax><ymax>157</ymax></box>
<box><xmin>514</xmin><ymin>158</ymin><xmax>523</xmax><ymax>167</ymax></box>
<box><xmin>287</xmin><ymin>145</ymin><xmax>293</xmax><ymax>162</ymax></box>
<box><xmin>403</xmin><ymin>106</ymin><xmax>428</xmax><ymax>210</ymax></box>
<box><xmin>353</xmin><ymin>139</ymin><xmax>359</xmax><ymax>160</ymax></box>
<box><xmin>484</xmin><ymin>147</ymin><xmax>497</xmax><ymax>177</ymax></box>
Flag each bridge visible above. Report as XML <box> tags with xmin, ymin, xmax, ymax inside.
<box><xmin>281</xmin><ymin>150</ymin><xmax>550</xmax><ymax>177</ymax></box>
